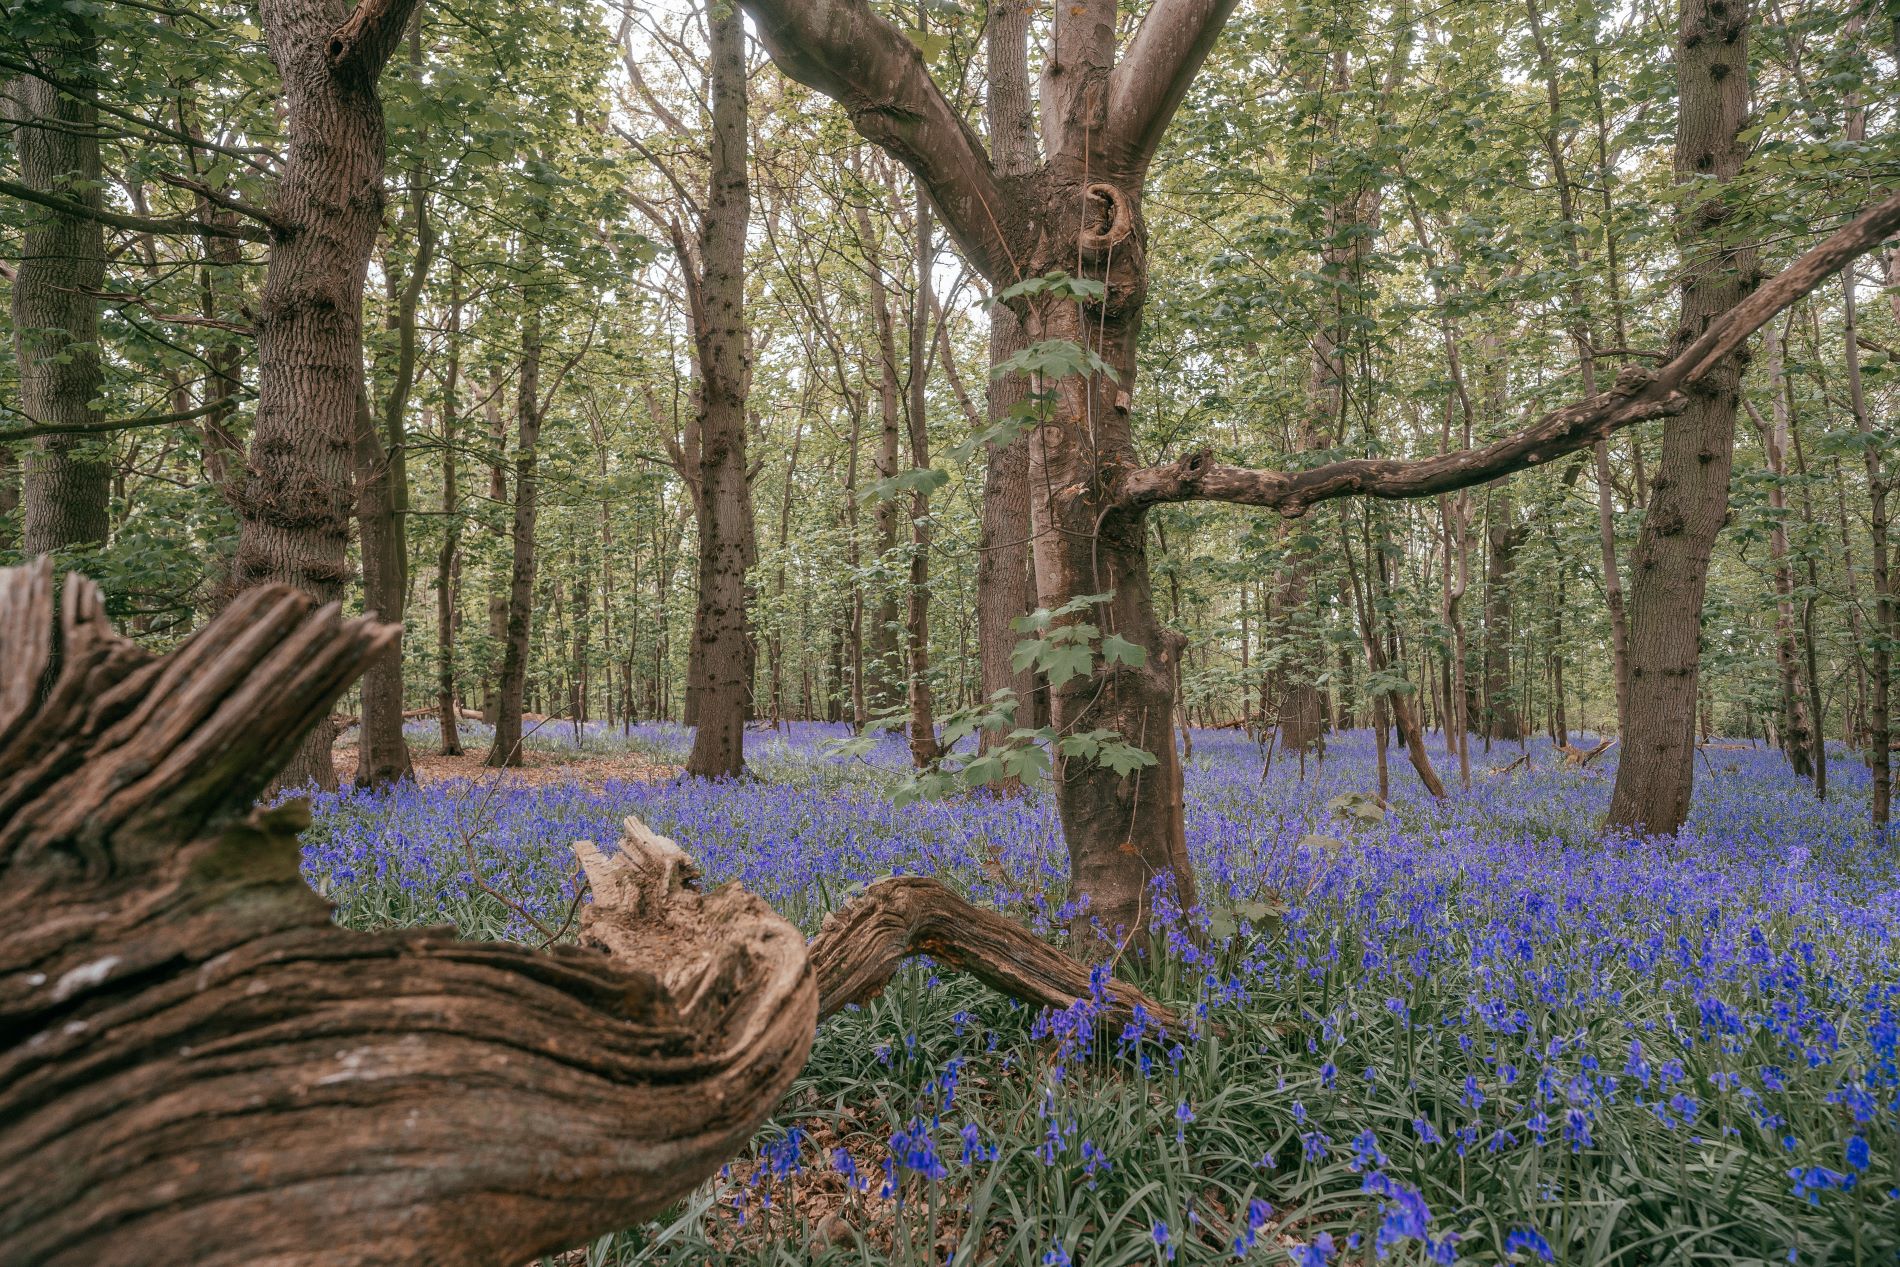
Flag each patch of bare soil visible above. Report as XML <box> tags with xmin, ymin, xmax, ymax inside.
<box><xmin>333</xmin><ymin>744</ymin><xmax>678</xmax><ymax>790</ymax></box>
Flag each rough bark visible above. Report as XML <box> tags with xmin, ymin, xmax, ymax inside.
<box><xmin>684</xmin><ymin>0</ymin><xmax>756</xmax><ymax>780</ymax></box>
<box><xmin>2</xmin><ymin>19</ymin><xmax>111</xmax><ymax>558</ymax></box>
<box><xmin>0</xmin><ymin>560</ymin><xmax>1174</xmax><ymax>1264</ymax></box>
<box><xmin>230</xmin><ymin>0</ymin><xmax>424</xmax><ymax>791</ymax></box>
<box><xmin>1605</xmin><ymin>0</ymin><xmax>1754</xmax><ymax>834</ymax></box>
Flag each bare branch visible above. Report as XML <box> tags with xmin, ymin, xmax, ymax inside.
<box><xmin>738</xmin><ymin>0</ymin><xmax>1018</xmax><ymax>282</ymax></box>
<box><xmin>1118</xmin><ymin>190</ymin><xmax>1900</xmax><ymax>518</ymax></box>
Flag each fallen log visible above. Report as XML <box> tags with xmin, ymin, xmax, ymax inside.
<box><xmin>1559</xmin><ymin>737</ymin><xmax>1617</xmax><ymax>767</ymax></box>
<box><xmin>0</xmin><ymin>561</ymin><xmax>1171</xmax><ymax>1266</ymax></box>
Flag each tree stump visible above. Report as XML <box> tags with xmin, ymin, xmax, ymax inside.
<box><xmin>0</xmin><ymin>562</ymin><xmax>1172</xmax><ymax>1265</ymax></box>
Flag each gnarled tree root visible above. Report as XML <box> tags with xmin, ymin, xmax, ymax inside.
<box><xmin>0</xmin><ymin>562</ymin><xmax>1172</xmax><ymax>1266</ymax></box>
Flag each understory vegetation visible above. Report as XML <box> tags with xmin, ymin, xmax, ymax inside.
<box><xmin>303</xmin><ymin>730</ymin><xmax>1900</xmax><ymax>1266</ymax></box>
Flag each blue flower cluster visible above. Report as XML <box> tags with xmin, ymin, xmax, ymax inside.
<box><xmin>300</xmin><ymin>725</ymin><xmax>1900</xmax><ymax>1263</ymax></box>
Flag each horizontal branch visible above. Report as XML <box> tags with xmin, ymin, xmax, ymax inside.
<box><xmin>0</xmin><ymin>397</ymin><xmax>247</xmax><ymax>444</ymax></box>
<box><xmin>1118</xmin><ymin>189</ymin><xmax>1900</xmax><ymax>518</ymax></box>
<box><xmin>0</xmin><ymin>177</ymin><xmax>269</xmax><ymax>243</ymax></box>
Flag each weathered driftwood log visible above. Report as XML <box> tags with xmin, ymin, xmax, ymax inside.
<box><xmin>0</xmin><ymin>562</ymin><xmax>1172</xmax><ymax>1266</ymax></box>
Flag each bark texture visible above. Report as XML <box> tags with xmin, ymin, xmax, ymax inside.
<box><xmin>0</xmin><ymin>559</ymin><xmax>1173</xmax><ymax>1265</ymax></box>
<box><xmin>1606</xmin><ymin>0</ymin><xmax>1754</xmax><ymax>834</ymax></box>
<box><xmin>3</xmin><ymin>21</ymin><xmax>111</xmax><ymax>558</ymax></box>
<box><xmin>684</xmin><ymin>0</ymin><xmax>756</xmax><ymax>780</ymax></box>
<box><xmin>230</xmin><ymin>0</ymin><xmax>423</xmax><ymax>791</ymax></box>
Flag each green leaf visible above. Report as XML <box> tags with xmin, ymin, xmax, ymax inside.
<box><xmin>1100</xmin><ymin>632</ymin><xmax>1147</xmax><ymax>667</ymax></box>
<box><xmin>1041</xmin><ymin>641</ymin><xmax>1094</xmax><ymax>688</ymax></box>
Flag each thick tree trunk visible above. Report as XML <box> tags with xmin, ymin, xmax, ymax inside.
<box><xmin>3</xmin><ymin>24</ymin><xmax>110</xmax><ymax>559</ymax></box>
<box><xmin>0</xmin><ymin>559</ymin><xmax>1171</xmax><ymax>1266</ymax></box>
<box><xmin>1606</xmin><ymin>0</ymin><xmax>1754</xmax><ymax>833</ymax></box>
<box><xmin>977</xmin><ymin>0</ymin><xmax>1039</xmax><ymax>777</ymax></box>
<box><xmin>684</xmin><ymin>0</ymin><xmax>754</xmax><ymax>780</ymax></box>
<box><xmin>231</xmin><ymin>0</ymin><xmax>421</xmax><ymax>791</ymax></box>
<box><xmin>485</xmin><ymin>296</ymin><xmax>545</xmax><ymax>768</ymax></box>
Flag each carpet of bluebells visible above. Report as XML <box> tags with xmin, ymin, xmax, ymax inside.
<box><xmin>300</xmin><ymin>723</ymin><xmax>1900</xmax><ymax>1266</ymax></box>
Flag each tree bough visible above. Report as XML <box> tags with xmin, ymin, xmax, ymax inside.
<box><xmin>0</xmin><ymin>560</ymin><xmax>1172</xmax><ymax>1265</ymax></box>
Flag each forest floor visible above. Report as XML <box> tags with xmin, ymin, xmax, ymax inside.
<box><xmin>332</xmin><ymin>740</ymin><xmax>678</xmax><ymax>789</ymax></box>
<box><xmin>298</xmin><ymin>724</ymin><xmax>1900</xmax><ymax>1266</ymax></box>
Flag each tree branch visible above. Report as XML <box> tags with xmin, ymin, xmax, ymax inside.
<box><xmin>738</xmin><ymin>0</ymin><xmax>1019</xmax><ymax>283</ymax></box>
<box><xmin>1104</xmin><ymin>0</ymin><xmax>1241</xmax><ymax>174</ymax></box>
<box><xmin>154</xmin><ymin>171</ymin><xmax>282</xmax><ymax>231</ymax></box>
<box><xmin>1117</xmin><ymin>190</ymin><xmax>1900</xmax><ymax>518</ymax></box>
<box><xmin>0</xmin><ymin>396</ymin><xmax>248</xmax><ymax>444</ymax></box>
<box><xmin>0</xmin><ymin>177</ymin><xmax>269</xmax><ymax>243</ymax></box>
<box><xmin>325</xmin><ymin>0</ymin><xmax>425</xmax><ymax>80</ymax></box>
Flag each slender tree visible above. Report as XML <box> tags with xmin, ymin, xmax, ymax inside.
<box><xmin>682</xmin><ymin>0</ymin><xmax>756</xmax><ymax>780</ymax></box>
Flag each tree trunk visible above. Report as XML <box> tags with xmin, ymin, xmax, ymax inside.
<box><xmin>902</xmin><ymin>192</ymin><xmax>942</xmax><ymax>766</ymax></box>
<box><xmin>1752</xmin><ymin>323</ymin><xmax>1816</xmax><ymax>778</ymax></box>
<box><xmin>684</xmin><ymin>0</ymin><xmax>754</xmax><ymax>780</ymax></box>
<box><xmin>1842</xmin><ymin>265</ymin><xmax>1888</xmax><ymax>822</ymax></box>
<box><xmin>976</xmin><ymin>0</ymin><xmax>1039</xmax><ymax>778</ymax></box>
<box><xmin>3</xmin><ymin>20</ymin><xmax>111</xmax><ymax>559</ymax></box>
<box><xmin>1606</xmin><ymin>0</ymin><xmax>1754</xmax><ymax>833</ymax></box>
<box><xmin>353</xmin><ymin>141</ymin><xmax>431</xmax><ymax>788</ymax></box>
<box><xmin>1482</xmin><ymin>489</ymin><xmax>1525</xmax><ymax>741</ymax></box>
<box><xmin>231</xmin><ymin>0</ymin><xmax>422</xmax><ymax>792</ymax></box>
<box><xmin>856</xmin><ymin>186</ymin><xmax>905</xmax><ymax>716</ymax></box>
<box><xmin>485</xmin><ymin>279</ymin><xmax>546</xmax><ymax>768</ymax></box>
<box><xmin>437</xmin><ymin>267</ymin><xmax>465</xmax><ymax>755</ymax></box>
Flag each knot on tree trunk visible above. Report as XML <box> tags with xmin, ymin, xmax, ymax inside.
<box><xmin>1077</xmin><ymin>182</ymin><xmax>1136</xmax><ymax>258</ymax></box>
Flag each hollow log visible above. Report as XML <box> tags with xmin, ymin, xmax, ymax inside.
<box><xmin>0</xmin><ymin>562</ymin><xmax>1171</xmax><ymax>1265</ymax></box>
